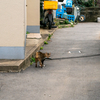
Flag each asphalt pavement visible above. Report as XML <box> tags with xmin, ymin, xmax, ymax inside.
<box><xmin>0</xmin><ymin>23</ymin><xmax>100</xmax><ymax>100</ymax></box>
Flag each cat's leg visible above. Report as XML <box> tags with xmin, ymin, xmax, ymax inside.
<box><xmin>38</xmin><ymin>59</ymin><xmax>43</xmax><ymax>68</ymax></box>
<box><xmin>35</xmin><ymin>58</ymin><xmax>38</xmax><ymax>67</ymax></box>
<box><xmin>42</xmin><ymin>59</ymin><xmax>45</xmax><ymax>67</ymax></box>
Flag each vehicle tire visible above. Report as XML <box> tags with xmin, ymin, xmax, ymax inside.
<box><xmin>79</xmin><ymin>15</ymin><xmax>85</xmax><ymax>22</ymax></box>
<box><xmin>49</xmin><ymin>22</ymin><xmax>52</xmax><ymax>29</ymax></box>
<box><xmin>43</xmin><ymin>23</ymin><xmax>46</xmax><ymax>27</ymax></box>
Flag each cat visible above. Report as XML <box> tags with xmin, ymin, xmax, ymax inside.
<box><xmin>35</xmin><ymin>51</ymin><xmax>51</xmax><ymax>68</ymax></box>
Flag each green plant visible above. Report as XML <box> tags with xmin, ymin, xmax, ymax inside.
<box><xmin>47</xmin><ymin>34</ymin><xmax>52</xmax><ymax>40</ymax></box>
<box><xmin>70</xmin><ymin>21</ymin><xmax>74</xmax><ymax>27</ymax></box>
<box><xmin>40</xmin><ymin>46</ymin><xmax>43</xmax><ymax>50</ymax></box>
<box><xmin>71</xmin><ymin>20</ymin><xmax>76</xmax><ymax>25</ymax></box>
<box><xmin>44</xmin><ymin>41</ymin><xmax>48</xmax><ymax>44</ymax></box>
<box><xmin>56</xmin><ymin>21</ymin><xmax>60</xmax><ymax>26</ymax></box>
<box><xmin>66</xmin><ymin>26</ymin><xmax>69</xmax><ymax>28</ymax></box>
<box><xmin>26</xmin><ymin>31</ymin><xmax>30</xmax><ymax>34</ymax></box>
<box><xmin>71</xmin><ymin>20</ymin><xmax>74</xmax><ymax>23</ymax></box>
<box><xmin>58</xmin><ymin>26</ymin><xmax>62</xmax><ymax>28</ymax></box>
<box><xmin>64</xmin><ymin>20</ymin><xmax>70</xmax><ymax>24</ymax></box>
<box><xmin>30</xmin><ymin>57</ymin><xmax>35</xmax><ymax>65</ymax></box>
<box><xmin>70</xmin><ymin>24</ymin><xmax>74</xmax><ymax>27</ymax></box>
<box><xmin>48</xmin><ymin>34</ymin><xmax>52</xmax><ymax>38</ymax></box>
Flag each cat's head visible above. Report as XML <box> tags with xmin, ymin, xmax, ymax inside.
<box><xmin>45</xmin><ymin>53</ymin><xmax>51</xmax><ymax>58</ymax></box>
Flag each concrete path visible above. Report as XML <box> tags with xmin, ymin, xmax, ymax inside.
<box><xmin>0</xmin><ymin>23</ymin><xmax>100</xmax><ymax>100</ymax></box>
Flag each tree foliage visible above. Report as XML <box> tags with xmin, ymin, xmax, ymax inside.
<box><xmin>76</xmin><ymin>0</ymin><xmax>96</xmax><ymax>7</ymax></box>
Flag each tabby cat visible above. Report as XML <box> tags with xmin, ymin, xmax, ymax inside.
<box><xmin>35</xmin><ymin>52</ymin><xmax>51</xmax><ymax>68</ymax></box>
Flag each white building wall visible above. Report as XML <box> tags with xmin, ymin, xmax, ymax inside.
<box><xmin>27</xmin><ymin>0</ymin><xmax>40</xmax><ymax>33</ymax></box>
<box><xmin>0</xmin><ymin>0</ymin><xmax>26</xmax><ymax>59</ymax></box>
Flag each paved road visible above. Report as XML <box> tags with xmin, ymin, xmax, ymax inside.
<box><xmin>0</xmin><ymin>23</ymin><xmax>100</xmax><ymax>100</ymax></box>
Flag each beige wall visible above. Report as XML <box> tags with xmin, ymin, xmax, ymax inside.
<box><xmin>0</xmin><ymin>0</ymin><xmax>26</xmax><ymax>47</ymax></box>
<box><xmin>27</xmin><ymin>0</ymin><xmax>40</xmax><ymax>26</ymax></box>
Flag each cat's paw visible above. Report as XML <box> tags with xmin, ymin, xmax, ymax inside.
<box><xmin>39</xmin><ymin>65</ymin><xmax>45</xmax><ymax>67</ymax></box>
<box><xmin>43</xmin><ymin>65</ymin><xmax>45</xmax><ymax>67</ymax></box>
<box><xmin>39</xmin><ymin>65</ymin><xmax>41</xmax><ymax>67</ymax></box>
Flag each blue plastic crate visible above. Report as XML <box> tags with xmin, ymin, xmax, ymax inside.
<box><xmin>63</xmin><ymin>13</ymin><xmax>68</xmax><ymax>19</ymax></box>
<box><xmin>67</xmin><ymin>15</ymin><xmax>75</xmax><ymax>22</ymax></box>
<box><xmin>56</xmin><ymin>9</ymin><xmax>64</xmax><ymax>18</ymax></box>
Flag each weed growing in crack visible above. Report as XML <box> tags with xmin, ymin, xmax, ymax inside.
<box><xmin>44</xmin><ymin>41</ymin><xmax>48</xmax><ymax>44</ymax></box>
<box><xmin>40</xmin><ymin>46</ymin><xmax>43</xmax><ymax>50</ymax></box>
